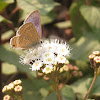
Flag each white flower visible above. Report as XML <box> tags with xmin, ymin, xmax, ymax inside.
<box><xmin>42</xmin><ymin>41</ymin><xmax>57</xmax><ymax>53</ymax></box>
<box><xmin>42</xmin><ymin>65</ymin><xmax>53</xmax><ymax>74</ymax></box>
<box><xmin>23</xmin><ymin>48</ymin><xmax>43</xmax><ymax>64</ymax></box>
<box><xmin>43</xmin><ymin>56</ymin><xmax>55</xmax><ymax>64</ymax></box>
<box><xmin>20</xmin><ymin>39</ymin><xmax>71</xmax><ymax>72</ymax></box>
<box><xmin>55</xmin><ymin>55</ymin><xmax>66</xmax><ymax>64</ymax></box>
<box><xmin>23</xmin><ymin>53</ymin><xmax>35</xmax><ymax>64</ymax></box>
<box><xmin>7</xmin><ymin>83</ymin><xmax>14</xmax><ymax>90</ymax></box>
<box><xmin>31</xmin><ymin>61</ymin><xmax>42</xmax><ymax>71</ymax></box>
<box><xmin>42</xmin><ymin>52</ymin><xmax>54</xmax><ymax>59</ymax></box>
<box><xmin>45</xmin><ymin>43</ymin><xmax>56</xmax><ymax>51</ymax></box>
<box><xmin>56</xmin><ymin>44</ymin><xmax>70</xmax><ymax>56</ymax></box>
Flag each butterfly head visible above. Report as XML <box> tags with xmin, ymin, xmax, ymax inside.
<box><xmin>10</xmin><ymin>36</ymin><xmax>18</xmax><ymax>48</ymax></box>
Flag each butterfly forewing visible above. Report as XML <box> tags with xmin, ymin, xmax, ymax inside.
<box><xmin>24</xmin><ymin>10</ymin><xmax>42</xmax><ymax>38</ymax></box>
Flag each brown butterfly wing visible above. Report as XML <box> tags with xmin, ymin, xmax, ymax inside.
<box><xmin>24</xmin><ymin>10</ymin><xmax>42</xmax><ymax>38</ymax></box>
<box><xmin>10</xmin><ymin>22</ymin><xmax>40</xmax><ymax>49</ymax></box>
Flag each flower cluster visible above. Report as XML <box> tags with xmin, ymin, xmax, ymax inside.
<box><xmin>89</xmin><ymin>51</ymin><xmax>100</xmax><ymax>68</ymax></box>
<box><xmin>20</xmin><ymin>39</ymin><xmax>71</xmax><ymax>74</ymax></box>
<box><xmin>2</xmin><ymin>80</ymin><xmax>23</xmax><ymax>100</ymax></box>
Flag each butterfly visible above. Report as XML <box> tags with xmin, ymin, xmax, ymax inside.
<box><xmin>10</xmin><ymin>10</ymin><xmax>42</xmax><ymax>49</ymax></box>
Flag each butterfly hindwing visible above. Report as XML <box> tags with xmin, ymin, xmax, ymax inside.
<box><xmin>18</xmin><ymin>36</ymin><xmax>39</xmax><ymax>49</ymax></box>
<box><xmin>10</xmin><ymin>22</ymin><xmax>40</xmax><ymax>49</ymax></box>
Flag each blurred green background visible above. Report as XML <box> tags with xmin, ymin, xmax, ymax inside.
<box><xmin>0</xmin><ymin>0</ymin><xmax>100</xmax><ymax>100</ymax></box>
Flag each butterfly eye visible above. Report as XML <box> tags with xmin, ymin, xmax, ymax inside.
<box><xmin>12</xmin><ymin>45</ymin><xmax>15</xmax><ymax>47</ymax></box>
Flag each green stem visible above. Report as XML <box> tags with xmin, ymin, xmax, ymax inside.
<box><xmin>83</xmin><ymin>69</ymin><xmax>97</xmax><ymax>100</ymax></box>
<box><xmin>0</xmin><ymin>23</ymin><xmax>3</xmax><ymax>100</ymax></box>
<box><xmin>55</xmin><ymin>66</ymin><xmax>63</xmax><ymax>100</ymax></box>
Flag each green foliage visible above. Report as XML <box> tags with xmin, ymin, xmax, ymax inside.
<box><xmin>0</xmin><ymin>15</ymin><xmax>11</xmax><ymax>23</ymax></box>
<box><xmin>70</xmin><ymin>1</ymin><xmax>91</xmax><ymax>40</ymax></box>
<box><xmin>69</xmin><ymin>0</ymin><xmax>100</xmax><ymax>62</ymax></box>
<box><xmin>61</xmin><ymin>85</ymin><xmax>75</xmax><ymax>100</ymax></box>
<box><xmin>0</xmin><ymin>43</ymin><xmax>36</xmax><ymax>77</ymax></box>
<box><xmin>22</xmin><ymin>79</ymin><xmax>43</xmax><ymax>100</ymax></box>
<box><xmin>55</xmin><ymin>21</ymin><xmax>72</xmax><ymax>29</ymax></box>
<box><xmin>80</xmin><ymin>5</ymin><xmax>100</xmax><ymax>39</ymax></box>
<box><xmin>71</xmin><ymin>76</ymin><xmax>100</xmax><ymax>97</ymax></box>
<box><xmin>2</xmin><ymin>62</ymin><xmax>17</xmax><ymax>74</ymax></box>
<box><xmin>70</xmin><ymin>33</ymin><xmax>100</xmax><ymax>61</ymax></box>
<box><xmin>41</xmin><ymin>10</ymin><xmax>57</xmax><ymax>25</ymax></box>
<box><xmin>0</xmin><ymin>0</ymin><xmax>14</xmax><ymax>12</ymax></box>
<box><xmin>0</xmin><ymin>0</ymin><xmax>100</xmax><ymax>100</ymax></box>
<box><xmin>46</xmin><ymin>92</ymin><xmax>57</xmax><ymax>100</ymax></box>
<box><xmin>80</xmin><ymin>5</ymin><xmax>100</xmax><ymax>30</ymax></box>
<box><xmin>17</xmin><ymin>0</ymin><xmax>59</xmax><ymax>25</ymax></box>
<box><xmin>46</xmin><ymin>85</ymin><xmax>75</xmax><ymax>100</ymax></box>
<box><xmin>22</xmin><ymin>79</ymin><xmax>49</xmax><ymax>100</ymax></box>
<box><xmin>1</xmin><ymin>30</ymin><xmax>14</xmax><ymax>40</ymax></box>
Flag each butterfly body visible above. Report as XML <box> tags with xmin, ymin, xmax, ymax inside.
<box><xmin>10</xmin><ymin>10</ymin><xmax>42</xmax><ymax>49</ymax></box>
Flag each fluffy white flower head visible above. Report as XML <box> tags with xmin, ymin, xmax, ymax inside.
<box><xmin>20</xmin><ymin>39</ymin><xmax>71</xmax><ymax>74</ymax></box>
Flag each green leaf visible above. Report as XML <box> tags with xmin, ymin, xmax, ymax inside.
<box><xmin>55</xmin><ymin>20</ymin><xmax>72</xmax><ymax>29</ymax></box>
<box><xmin>80</xmin><ymin>5</ymin><xmax>100</xmax><ymax>32</ymax></box>
<box><xmin>70</xmin><ymin>33</ymin><xmax>100</xmax><ymax>61</ymax></box>
<box><xmin>1</xmin><ymin>30</ymin><xmax>14</xmax><ymax>40</ymax></box>
<box><xmin>0</xmin><ymin>0</ymin><xmax>14</xmax><ymax>3</ymax></box>
<box><xmin>31</xmin><ymin>79</ymin><xmax>49</xmax><ymax>90</ymax></box>
<box><xmin>0</xmin><ymin>15</ymin><xmax>12</xmax><ymax>23</ymax></box>
<box><xmin>41</xmin><ymin>10</ymin><xmax>57</xmax><ymax>25</ymax></box>
<box><xmin>39</xmin><ymin>88</ymin><xmax>49</xmax><ymax>97</ymax></box>
<box><xmin>22</xmin><ymin>79</ymin><xmax>43</xmax><ymax>100</ymax></box>
<box><xmin>22</xmin><ymin>79</ymin><xmax>49</xmax><ymax>100</ymax></box>
<box><xmin>0</xmin><ymin>43</ymin><xmax>36</xmax><ymax>77</ymax></box>
<box><xmin>17</xmin><ymin>0</ymin><xmax>59</xmax><ymax>16</ymax></box>
<box><xmin>46</xmin><ymin>85</ymin><xmax>75</xmax><ymax>100</ymax></box>
<box><xmin>46</xmin><ymin>92</ymin><xmax>57</xmax><ymax>100</ymax></box>
<box><xmin>17</xmin><ymin>0</ymin><xmax>59</xmax><ymax>24</ymax></box>
<box><xmin>70</xmin><ymin>1</ymin><xmax>100</xmax><ymax>41</ymax></box>
<box><xmin>71</xmin><ymin>75</ymin><xmax>100</xmax><ymax>98</ymax></box>
<box><xmin>2</xmin><ymin>62</ymin><xmax>17</xmax><ymax>75</ymax></box>
<box><xmin>61</xmin><ymin>85</ymin><xmax>75</xmax><ymax>100</ymax></box>
<box><xmin>0</xmin><ymin>0</ymin><xmax>14</xmax><ymax>12</ymax></box>
<box><xmin>70</xmin><ymin>1</ymin><xmax>91</xmax><ymax>40</ymax></box>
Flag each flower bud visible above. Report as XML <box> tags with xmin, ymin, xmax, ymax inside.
<box><xmin>14</xmin><ymin>85</ymin><xmax>22</xmax><ymax>92</ymax></box>
<box><xmin>88</xmin><ymin>54</ymin><xmax>95</xmax><ymax>68</ymax></box>
<box><xmin>7</xmin><ymin>83</ymin><xmax>14</xmax><ymax>91</ymax></box>
<box><xmin>94</xmin><ymin>56</ymin><xmax>100</xmax><ymax>68</ymax></box>
<box><xmin>2</xmin><ymin>85</ymin><xmax>7</xmax><ymax>93</ymax></box>
<box><xmin>3</xmin><ymin>95</ymin><xmax>12</xmax><ymax>100</ymax></box>
<box><xmin>13</xmin><ymin>80</ymin><xmax>22</xmax><ymax>86</ymax></box>
<box><xmin>72</xmin><ymin>71</ymin><xmax>78</xmax><ymax>77</ymax></box>
<box><xmin>92</xmin><ymin>51</ymin><xmax>100</xmax><ymax>56</ymax></box>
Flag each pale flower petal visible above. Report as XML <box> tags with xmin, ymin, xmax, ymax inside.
<box><xmin>31</xmin><ymin>61</ymin><xmax>42</xmax><ymax>71</ymax></box>
<box><xmin>42</xmin><ymin>65</ymin><xmax>53</xmax><ymax>74</ymax></box>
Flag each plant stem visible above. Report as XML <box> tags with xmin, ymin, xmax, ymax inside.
<box><xmin>0</xmin><ymin>24</ymin><xmax>3</xmax><ymax>100</ymax></box>
<box><xmin>55</xmin><ymin>66</ymin><xmax>63</xmax><ymax>100</ymax></box>
<box><xmin>83</xmin><ymin>69</ymin><xmax>97</xmax><ymax>100</ymax></box>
